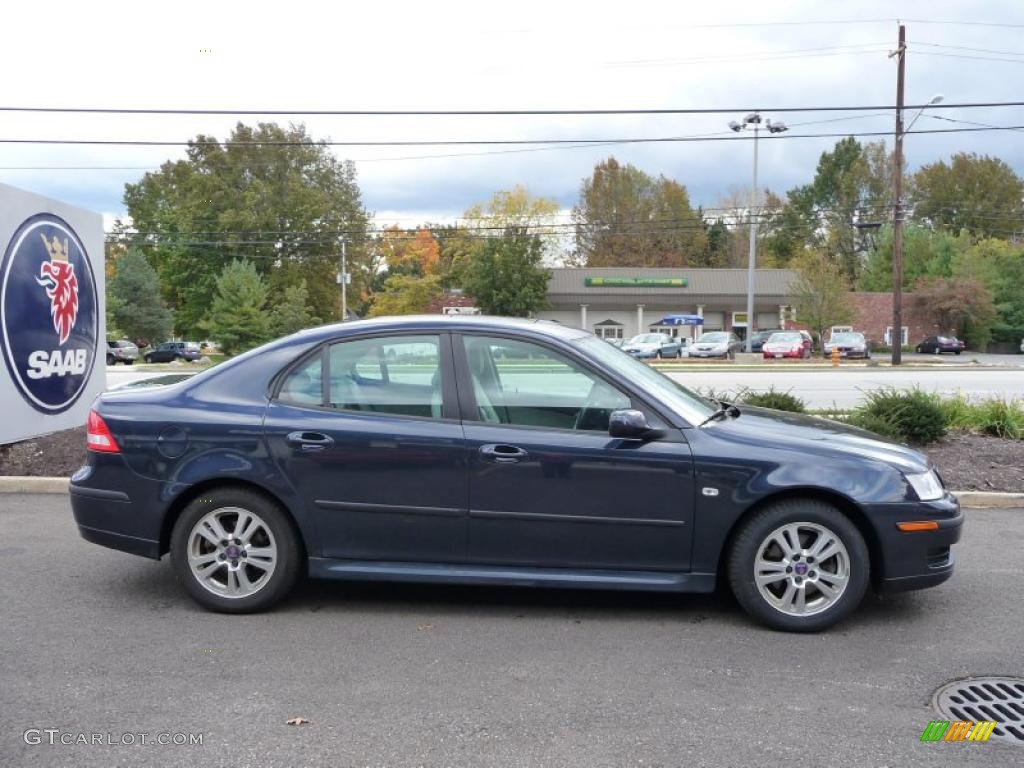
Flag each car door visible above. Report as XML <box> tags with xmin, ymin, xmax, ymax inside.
<box><xmin>454</xmin><ymin>333</ymin><xmax>695</xmax><ymax>571</ymax></box>
<box><xmin>264</xmin><ymin>332</ymin><xmax>469</xmax><ymax>562</ymax></box>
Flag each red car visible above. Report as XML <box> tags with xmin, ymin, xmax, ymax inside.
<box><xmin>762</xmin><ymin>331</ymin><xmax>813</xmax><ymax>360</ymax></box>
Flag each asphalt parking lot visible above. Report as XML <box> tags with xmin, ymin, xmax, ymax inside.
<box><xmin>1</xmin><ymin>494</ymin><xmax>1022</xmax><ymax>768</ymax></box>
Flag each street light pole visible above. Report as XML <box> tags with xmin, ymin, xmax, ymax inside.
<box><xmin>729</xmin><ymin>113</ymin><xmax>787</xmax><ymax>352</ymax></box>
<box><xmin>340</xmin><ymin>239</ymin><xmax>348</xmax><ymax>322</ymax></box>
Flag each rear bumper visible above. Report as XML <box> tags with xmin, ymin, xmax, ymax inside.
<box><xmin>867</xmin><ymin>493</ymin><xmax>963</xmax><ymax>593</ymax></box>
<box><xmin>69</xmin><ymin>461</ymin><xmax>164</xmax><ymax>560</ymax></box>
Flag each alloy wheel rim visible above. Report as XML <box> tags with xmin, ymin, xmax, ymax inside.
<box><xmin>753</xmin><ymin>522</ymin><xmax>850</xmax><ymax>617</ymax></box>
<box><xmin>187</xmin><ymin>506</ymin><xmax>277</xmax><ymax>599</ymax></box>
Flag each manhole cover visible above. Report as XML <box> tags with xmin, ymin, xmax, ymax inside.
<box><xmin>933</xmin><ymin>677</ymin><xmax>1024</xmax><ymax>745</ymax></box>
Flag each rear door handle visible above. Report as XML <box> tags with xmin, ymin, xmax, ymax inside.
<box><xmin>479</xmin><ymin>444</ymin><xmax>529</xmax><ymax>463</ymax></box>
<box><xmin>286</xmin><ymin>431</ymin><xmax>334</xmax><ymax>451</ymax></box>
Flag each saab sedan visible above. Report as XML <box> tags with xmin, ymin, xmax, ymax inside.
<box><xmin>71</xmin><ymin>316</ymin><xmax>962</xmax><ymax>632</ymax></box>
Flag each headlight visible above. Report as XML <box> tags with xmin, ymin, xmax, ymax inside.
<box><xmin>906</xmin><ymin>470</ymin><xmax>944</xmax><ymax>502</ymax></box>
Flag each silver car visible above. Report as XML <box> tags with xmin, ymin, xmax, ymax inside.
<box><xmin>690</xmin><ymin>331</ymin><xmax>742</xmax><ymax>359</ymax></box>
<box><xmin>621</xmin><ymin>333</ymin><xmax>683</xmax><ymax>359</ymax></box>
<box><xmin>823</xmin><ymin>331</ymin><xmax>870</xmax><ymax>359</ymax></box>
<box><xmin>105</xmin><ymin>339</ymin><xmax>139</xmax><ymax>365</ymax></box>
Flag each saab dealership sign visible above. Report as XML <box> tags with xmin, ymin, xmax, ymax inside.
<box><xmin>0</xmin><ymin>183</ymin><xmax>104</xmax><ymax>444</ymax></box>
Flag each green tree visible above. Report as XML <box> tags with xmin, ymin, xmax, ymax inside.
<box><xmin>270</xmin><ymin>279</ymin><xmax>322</xmax><ymax>337</ymax></box>
<box><xmin>788</xmin><ymin>251</ymin><xmax>855</xmax><ymax>346</ymax></box>
<box><xmin>772</xmin><ymin>138</ymin><xmax>891</xmax><ymax>281</ymax></box>
<box><xmin>204</xmin><ymin>259</ymin><xmax>271</xmax><ymax>354</ymax></box>
<box><xmin>859</xmin><ymin>225</ymin><xmax>967</xmax><ymax>291</ymax></box>
<box><xmin>463</xmin><ymin>231</ymin><xmax>550</xmax><ymax>317</ymax></box>
<box><xmin>911</xmin><ymin>276</ymin><xmax>996</xmax><ymax>349</ymax></box>
<box><xmin>910</xmin><ymin>153</ymin><xmax>1024</xmax><ymax>237</ymax></box>
<box><xmin>107</xmin><ymin>249</ymin><xmax>174</xmax><ymax>346</ymax></box>
<box><xmin>121</xmin><ymin>122</ymin><xmax>370</xmax><ymax>336</ymax></box>
<box><xmin>951</xmin><ymin>238</ymin><xmax>1024</xmax><ymax>335</ymax></box>
<box><xmin>572</xmin><ymin>157</ymin><xmax>707</xmax><ymax>267</ymax></box>
<box><xmin>368</xmin><ymin>274</ymin><xmax>443</xmax><ymax>317</ymax></box>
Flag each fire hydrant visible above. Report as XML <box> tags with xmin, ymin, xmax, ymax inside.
<box><xmin>831</xmin><ymin>345</ymin><xmax>841</xmax><ymax>367</ymax></box>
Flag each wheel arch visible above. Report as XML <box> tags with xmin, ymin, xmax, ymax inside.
<box><xmin>160</xmin><ymin>478</ymin><xmax>308</xmax><ymax>561</ymax></box>
<box><xmin>717</xmin><ymin>487</ymin><xmax>883</xmax><ymax>590</ymax></box>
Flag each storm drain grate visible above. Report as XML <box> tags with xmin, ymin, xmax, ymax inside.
<box><xmin>932</xmin><ymin>677</ymin><xmax>1024</xmax><ymax>745</ymax></box>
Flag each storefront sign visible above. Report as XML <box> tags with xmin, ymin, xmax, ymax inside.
<box><xmin>584</xmin><ymin>277</ymin><xmax>688</xmax><ymax>288</ymax></box>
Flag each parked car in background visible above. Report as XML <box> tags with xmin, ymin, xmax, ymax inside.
<box><xmin>748</xmin><ymin>329</ymin><xmax>783</xmax><ymax>353</ymax></box>
<box><xmin>763</xmin><ymin>331</ymin><xmax>813</xmax><ymax>360</ymax></box>
<box><xmin>690</xmin><ymin>331</ymin><xmax>743</xmax><ymax>359</ymax></box>
<box><xmin>105</xmin><ymin>339</ymin><xmax>139</xmax><ymax>365</ymax></box>
<box><xmin>915</xmin><ymin>336</ymin><xmax>964</xmax><ymax>355</ymax></box>
<box><xmin>622</xmin><ymin>333</ymin><xmax>682</xmax><ymax>359</ymax></box>
<box><xmin>143</xmin><ymin>341</ymin><xmax>203</xmax><ymax>363</ymax></box>
<box><xmin>1020</xmin><ymin>337</ymin><xmax>1024</xmax><ymax>353</ymax></box>
<box><xmin>71</xmin><ymin>315</ymin><xmax>962</xmax><ymax>632</ymax></box>
<box><xmin>823</xmin><ymin>331</ymin><xmax>870</xmax><ymax>359</ymax></box>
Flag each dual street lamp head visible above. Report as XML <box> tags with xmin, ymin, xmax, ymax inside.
<box><xmin>729</xmin><ymin>112</ymin><xmax>788</xmax><ymax>133</ymax></box>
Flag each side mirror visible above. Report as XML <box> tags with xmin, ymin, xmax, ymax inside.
<box><xmin>608</xmin><ymin>409</ymin><xmax>664</xmax><ymax>441</ymax></box>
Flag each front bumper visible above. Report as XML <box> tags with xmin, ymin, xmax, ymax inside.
<box><xmin>690</xmin><ymin>349</ymin><xmax>727</xmax><ymax>358</ymax></box>
<box><xmin>867</xmin><ymin>493</ymin><xmax>963</xmax><ymax>593</ymax></box>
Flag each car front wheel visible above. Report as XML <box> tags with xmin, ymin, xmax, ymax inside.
<box><xmin>727</xmin><ymin>499</ymin><xmax>869</xmax><ymax>632</ymax></box>
<box><xmin>170</xmin><ymin>488</ymin><xmax>301</xmax><ymax>613</ymax></box>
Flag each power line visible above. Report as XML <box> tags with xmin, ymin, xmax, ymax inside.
<box><xmin>5</xmin><ymin>124</ymin><xmax>1024</xmax><ymax>148</ymax></box>
<box><xmin>2</xmin><ymin>100</ymin><xmax>1023</xmax><ymax>116</ymax></box>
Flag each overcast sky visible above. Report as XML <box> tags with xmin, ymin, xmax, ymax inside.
<box><xmin>1</xmin><ymin>0</ymin><xmax>1022</xmax><ymax>229</ymax></box>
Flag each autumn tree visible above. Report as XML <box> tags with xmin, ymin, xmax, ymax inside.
<box><xmin>788</xmin><ymin>251</ymin><xmax>854</xmax><ymax>347</ymax></box>
<box><xmin>572</xmin><ymin>157</ymin><xmax>707</xmax><ymax>267</ymax></box>
<box><xmin>912</xmin><ymin>276</ymin><xmax>996</xmax><ymax>349</ymax></box>
<box><xmin>368</xmin><ymin>274</ymin><xmax>443</xmax><ymax>317</ymax></box>
<box><xmin>910</xmin><ymin>153</ymin><xmax>1024</xmax><ymax>237</ymax></box>
<box><xmin>121</xmin><ymin>122</ymin><xmax>369</xmax><ymax>336</ymax></box>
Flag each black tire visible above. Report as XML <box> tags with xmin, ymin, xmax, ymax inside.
<box><xmin>144</xmin><ymin>354</ymin><xmax>153</xmax><ymax>363</ymax></box>
<box><xmin>170</xmin><ymin>488</ymin><xmax>302</xmax><ymax>613</ymax></box>
<box><xmin>955</xmin><ymin>350</ymin><xmax>961</xmax><ymax>355</ymax></box>
<box><xmin>915</xmin><ymin>346</ymin><xmax>922</xmax><ymax>353</ymax></box>
<box><xmin>125</xmin><ymin>359</ymin><xmax>134</xmax><ymax>365</ymax></box>
<box><xmin>106</xmin><ymin>354</ymin><xmax>115</xmax><ymax>365</ymax></box>
<box><xmin>656</xmin><ymin>350</ymin><xmax>663</xmax><ymax>359</ymax></box>
<box><xmin>727</xmin><ymin>499</ymin><xmax>870</xmax><ymax>632</ymax></box>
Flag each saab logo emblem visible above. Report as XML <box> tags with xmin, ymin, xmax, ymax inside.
<box><xmin>1</xmin><ymin>214</ymin><xmax>98</xmax><ymax>413</ymax></box>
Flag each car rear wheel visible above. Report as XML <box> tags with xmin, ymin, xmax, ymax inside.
<box><xmin>727</xmin><ymin>499</ymin><xmax>869</xmax><ymax>632</ymax></box>
<box><xmin>106</xmin><ymin>354</ymin><xmax>115</xmax><ymax>365</ymax></box>
<box><xmin>170</xmin><ymin>488</ymin><xmax>301</xmax><ymax>613</ymax></box>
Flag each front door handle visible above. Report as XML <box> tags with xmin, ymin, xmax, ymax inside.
<box><xmin>286</xmin><ymin>431</ymin><xmax>334</xmax><ymax>451</ymax></box>
<box><xmin>479</xmin><ymin>443</ymin><xmax>529</xmax><ymax>463</ymax></box>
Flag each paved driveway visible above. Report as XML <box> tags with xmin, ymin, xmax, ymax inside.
<box><xmin>1</xmin><ymin>494</ymin><xmax>1021</xmax><ymax>767</ymax></box>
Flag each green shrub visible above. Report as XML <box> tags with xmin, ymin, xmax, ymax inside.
<box><xmin>853</xmin><ymin>388</ymin><xmax>948</xmax><ymax>444</ymax></box>
<box><xmin>971</xmin><ymin>398</ymin><xmax>1024</xmax><ymax>439</ymax></box>
<box><xmin>739</xmin><ymin>387</ymin><xmax>807</xmax><ymax>413</ymax></box>
<box><xmin>848</xmin><ymin>411</ymin><xmax>906</xmax><ymax>441</ymax></box>
<box><xmin>938</xmin><ymin>394</ymin><xmax>973</xmax><ymax>430</ymax></box>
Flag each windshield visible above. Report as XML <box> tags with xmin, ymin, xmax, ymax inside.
<box><xmin>698</xmin><ymin>332</ymin><xmax>728</xmax><ymax>343</ymax></box>
<box><xmin>769</xmin><ymin>332</ymin><xmax>802</xmax><ymax>343</ymax></box>
<box><xmin>628</xmin><ymin>334</ymin><xmax>664</xmax><ymax>344</ymax></box>
<box><xmin>830</xmin><ymin>332</ymin><xmax>863</xmax><ymax>343</ymax></box>
<box><xmin>577</xmin><ymin>336</ymin><xmax>715</xmax><ymax>424</ymax></box>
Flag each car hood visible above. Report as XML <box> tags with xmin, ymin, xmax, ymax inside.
<box><xmin>704</xmin><ymin>405</ymin><xmax>930</xmax><ymax>474</ymax></box>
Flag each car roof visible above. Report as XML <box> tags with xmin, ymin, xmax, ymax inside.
<box><xmin>287</xmin><ymin>315</ymin><xmax>590</xmax><ymax>345</ymax></box>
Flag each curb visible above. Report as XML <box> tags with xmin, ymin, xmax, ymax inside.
<box><xmin>0</xmin><ymin>476</ymin><xmax>69</xmax><ymax>494</ymax></box>
<box><xmin>0</xmin><ymin>477</ymin><xmax>1021</xmax><ymax>508</ymax></box>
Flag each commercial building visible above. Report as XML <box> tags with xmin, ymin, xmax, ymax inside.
<box><xmin>537</xmin><ymin>267</ymin><xmax>798</xmax><ymax>341</ymax></box>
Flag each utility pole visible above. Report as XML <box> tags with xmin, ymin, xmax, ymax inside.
<box><xmin>890</xmin><ymin>23</ymin><xmax>906</xmax><ymax>365</ymax></box>
<box><xmin>340</xmin><ymin>239</ymin><xmax>348</xmax><ymax>322</ymax></box>
<box><xmin>746</xmin><ymin>119</ymin><xmax>759</xmax><ymax>354</ymax></box>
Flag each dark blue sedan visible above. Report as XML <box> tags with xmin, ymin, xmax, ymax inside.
<box><xmin>71</xmin><ymin>316</ymin><xmax>962</xmax><ymax>631</ymax></box>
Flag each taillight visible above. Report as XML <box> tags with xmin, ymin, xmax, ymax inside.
<box><xmin>87</xmin><ymin>409</ymin><xmax>120</xmax><ymax>453</ymax></box>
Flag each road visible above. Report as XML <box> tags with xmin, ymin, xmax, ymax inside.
<box><xmin>104</xmin><ymin>363</ymin><xmax>1024</xmax><ymax>410</ymax></box>
<box><xmin>666</xmin><ymin>367</ymin><xmax>1024</xmax><ymax>408</ymax></box>
<box><xmin>1</xmin><ymin>494</ymin><xmax>1021</xmax><ymax>767</ymax></box>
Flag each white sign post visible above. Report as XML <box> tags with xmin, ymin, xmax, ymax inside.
<box><xmin>0</xmin><ymin>183</ymin><xmax>105</xmax><ymax>444</ymax></box>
